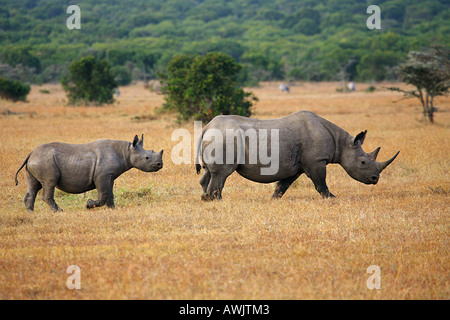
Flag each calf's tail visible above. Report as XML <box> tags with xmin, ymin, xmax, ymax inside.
<box><xmin>15</xmin><ymin>153</ymin><xmax>31</xmax><ymax>186</ymax></box>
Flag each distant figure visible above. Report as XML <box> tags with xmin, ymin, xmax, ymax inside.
<box><xmin>280</xmin><ymin>84</ymin><xmax>290</xmax><ymax>93</ymax></box>
<box><xmin>347</xmin><ymin>82</ymin><xmax>356</xmax><ymax>91</ymax></box>
<box><xmin>114</xmin><ymin>88</ymin><xmax>120</xmax><ymax>98</ymax></box>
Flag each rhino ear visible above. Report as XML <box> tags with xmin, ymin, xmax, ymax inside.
<box><xmin>132</xmin><ymin>135</ymin><xmax>139</xmax><ymax>148</ymax></box>
<box><xmin>159</xmin><ymin>149</ymin><xmax>164</xmax><ymax>156</ymax></box>
<box><xmin>139</xmin><ymin>134</ymin><xmax>144</xmax><ymax>147</ymax></box>
<box><xmin>353</xmin><ymin>130</ymin><xmax>367</xmax><ymax>146</ymax></box>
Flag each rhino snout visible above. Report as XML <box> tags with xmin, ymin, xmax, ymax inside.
<box><xmin>370</xmin><ymin>175</ymin><xmax>379</xmax><ymax>184</ymax></box>
<box><xmin>153</xmin><ymin>161</ymin><xmax>163</xmax><ymax>171</ymax></box>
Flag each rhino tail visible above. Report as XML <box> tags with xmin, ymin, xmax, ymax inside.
<box><xmin>15</xmin><ymin>153</ymin><xmax>31</xmax><ymax>186</ymax></box>
<box><xmin>195</xmin><ymin>129</ymin><xmax>205</xmax><ymax>175</ymax></box>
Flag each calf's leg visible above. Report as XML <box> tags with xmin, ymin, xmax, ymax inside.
<box><xmin>24</xmin><ymin>171</ymin><xmax>42</xmax><ymax>212</ymax></box>
<box><xmin>87</xmin><ymin>176</ymin><xmax>115</xmax><ymax>209</ymax></box>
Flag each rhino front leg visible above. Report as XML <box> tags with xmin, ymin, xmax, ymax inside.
<box><xmin>272</xmin><ymin>172</ymin><xmax>301</xmax><ymax>199</ymax></box>
<box><xmin>306</xmin><ymin>161</ymin><xmax>335</xmax><ymax>199</ymax></box>
<box><xmin>87</xmin><ymin>176</ymin><xmax>114</xmax><ymax>209</ymax></box>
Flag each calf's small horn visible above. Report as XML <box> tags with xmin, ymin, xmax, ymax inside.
<box><xmin>378</xmin><ymin>151</ymin><xmax>400</xmax><ymax>172</ymax></box>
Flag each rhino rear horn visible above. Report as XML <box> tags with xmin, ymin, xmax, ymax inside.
<box><xmin>368</xmin><ymin>147</ymin><xmax>381</xmax><ymax>160</ymax></box>
<box><xmin>378</xmin><ymin>151</ymin><xmax>400</xmax><ymax>172</ymax></box>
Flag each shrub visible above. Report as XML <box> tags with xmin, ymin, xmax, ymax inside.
<box><xmin>0</xmin><ymin>77</ymin><xmax>31</xmax><ymax>101</ymax></box>
<box><xmin>365</xmin><ymin>86</ymin><xmax>376</xmax><ymax>93</ymax></box>
<box><xmin>159</xmin><ymin>52</ymin><xmax>258</xmax><ymax>122</ymax></box>
<box><xmin>61</xmin><ymin>56</ymin><xmax>117</xmax><ymax>105</ymax></box>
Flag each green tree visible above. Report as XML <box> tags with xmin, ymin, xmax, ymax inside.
<box><xmin>159</xmin><ymin>52</ymin><xmax>257</xmax><ymax>122</ymax></box>
<box><xmin>61</xmin><ymin>56</ymin><xmax>117</xmax><ymax>105</ymax></box>
<box><xmin>0</xmin><ymin>77</ymin><xmax>31</xmax><ymax>101</ymax></box>
<box><xmin>111</xmin><ymin>65</ymin><xmax>132</xmax><ymax>86</ymax></box>
<box><xmin>357</xmin><ymin>51</ymin><xmax>401</xmax><ymax>81</ymax></box>
<box><xmin>388</xmin><ymin>47</ymin><xmax>449</xmax><ymax>123</ymax></box>
<box><xmin>1</xmin><ymin>46</ymin><xmax>41</xmax><ymax>73</ymax></box>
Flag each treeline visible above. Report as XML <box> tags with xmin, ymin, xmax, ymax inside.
<box><xmin>0</xmin><ymin>0</ymin><xmax>448</xmax><ymax>85</ymax></box>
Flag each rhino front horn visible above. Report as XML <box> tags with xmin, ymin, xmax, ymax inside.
<box><xmin>378</xmin><ymin>151</ymin><xmax>400</xmax><ymax>172</ymax></box>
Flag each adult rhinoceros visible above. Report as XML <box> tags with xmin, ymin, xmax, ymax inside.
<box><xmin>195</xmin><ymin>111</ymin><xmax>399</xmax><ymax>200</ymax></box>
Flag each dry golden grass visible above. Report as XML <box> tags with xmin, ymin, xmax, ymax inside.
<box><xmin>0</xmin><ymin>82</ymin><xmax>448</xmax><ymax>299</ymax></box>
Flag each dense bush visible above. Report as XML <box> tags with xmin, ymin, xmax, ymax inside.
<box><xmin>0</xmin><ymin>77</ymin><xmax>31</xmax><ymax>101</ymax></box>
<box><xmin>160</xmin><ymin>52</ymin><xmax>257</xmax><ymax>122</ymax></box>
<box><xmin>61</xmin><ymin>56</ymin><xmax>117</xmax><ymax>105</ymax></box>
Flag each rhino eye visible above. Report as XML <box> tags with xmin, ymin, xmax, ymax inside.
<box><xmin>361</xmin><ymin>160</ymin><xmax>366</xmax><ymax>165</ymax></box>
<box><xmin>145</xmin><ymin>156</ymin><xmax>149</xmax><ymax>160</ymax></box>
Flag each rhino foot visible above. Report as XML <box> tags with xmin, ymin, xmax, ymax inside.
<box><xmin>86</xmin><ymin>199</ymin><xmax>95</xmax><ymax>209</ymax></box>
<box><xmin>201</xmin><ymin>194</ymin><xmax>213</xmax><ymax>201</ymax></box>
<box><xmin>321</xmin><ymin>192</ymin><xmax>336</xmax><ymax>199</ymax></box>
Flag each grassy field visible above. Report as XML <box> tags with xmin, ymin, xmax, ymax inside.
<box><xmin>0</xmin><ymin>82</ymin><xmax>448</xmax><ymax>299</ymax></box>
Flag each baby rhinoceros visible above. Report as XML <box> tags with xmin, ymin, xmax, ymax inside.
<box><xmin>15</xmin><ymin>135</ymin><xmax>163</xmax><ymax>212</ymax></box>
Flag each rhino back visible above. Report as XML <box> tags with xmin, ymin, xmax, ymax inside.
<box><xmin>203</xmin><ymin>111</ymin><xmax>345</xmax><ymax>182</ymax></box>
<box><xmin>27</xmin><ymin>140</ymin><xmax>130</xmax><ymax>194</ymax></box>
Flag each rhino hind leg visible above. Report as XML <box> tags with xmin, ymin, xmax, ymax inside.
<box><xmin>272</xmin><ymin>172</ymin><xmax>302</xmax><ymax>199</ymax></box>
<box><xmin>41</xmin><ymin>184</ymin><xmax>63</xmax><ymax>212</ymax></box>
<box><xmin>199</xmin><ymin>170</ymin><xmax>211</xmax><ymax>200</ymax></box>
<box><xmin>206</xmin><ymin>173</ymin><xmax>226</xmax><ymax>200</ymax></box>
<box><xmin>204</xmin><ymin>164</ymin><xmax>237</xmax><ymax>201</ymax></box>
<box><xmin>24</xmin><ymin>171</ymin><xmax>42</xmax><ymax>212</ymax></box>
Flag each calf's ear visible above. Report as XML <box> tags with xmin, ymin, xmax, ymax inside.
<box><xmin>159</xmin><ymin>149</ymin><xmax>164</xmax><ymax>156</ymax></box>
<box><xmin>353</xmin><ymin>130</ymin><xmax>367</xmax><ymax>146</ymax></box>
<box><xmin>138</xmin><ymin>134</ymin><xmax>144</xmax><ymax>147</ymax></box>
<box><xmin>132</xmin><ymin>135</ymin><xmax>139</xmax><ymax>148</ymax></box>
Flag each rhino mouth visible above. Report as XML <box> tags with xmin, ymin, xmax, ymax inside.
<box><xmin>151</xmin><ymin>163</ymin><xmax>163</xmax><ymax>171</ymax></box>
<box><xmin>364</xmin><ymin>175</ymin><xmax>379</xmax><ymax>185</ymax></box>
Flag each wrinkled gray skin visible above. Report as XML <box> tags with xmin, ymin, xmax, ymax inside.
<box><xmin>196</xmin><ymin>111</ymin><xmax>399</xmax><ymax>200</ymax></box>
<box><xmin>15</xmin><ymin>135</ymin><xmax>163</xmax><ymax>212</ymax></box>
